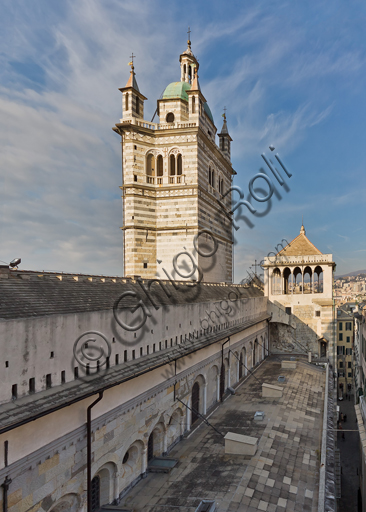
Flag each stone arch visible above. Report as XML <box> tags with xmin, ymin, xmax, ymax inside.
<box><xmin>146</xmin><ymin>153</ymin><xmax>155</xmax><ymax>176</ymax></box>
<box><xmin>303</xmin><ymin>266</ymin><xmax>312</xmax><ymax>293</ymax></box>
<box><xmin>224</xmin><ymin>357</ymin><xmax>230</xmax><ymax>388</ymax></box>
<box><xmin>148</xmin><ymin>421</ymin><xmax>166</xmax><ymax>460</ymax></box>
<box><xmin>233</xmin><ymin>351</ymin><xmax>240</xmax><ymax>384</ymax></box>
<box><xmin>157</xmin><ymin>154</ymin><xmax>163</xmax><ymax>176</ymax></box>
<box><xmin>120</xmin><ymin>439</ymin><xmax>144</xmax><ymax>491</ymax></box>
<box><xmin>48</xmin><ymin>494</ymin><xmax>80</xmax><ymax>512</ymax></box>
<box><xmin>293</xmin><ymin>267</ymin><xmax>302</xmax><ymax>293</ymax></box>
<box><xmin>283</xmin><ymin>267</ymin><xmax>291</xmax><ymax>295</ymax></box>
<box><xmin>191</xmin><ymin>374</ymin><xmax>206</xmax><ymax>424</ymax></box>
<box><xmin>92</xmin><ymin>461</ymin><xmax>118</xmax><ymax>509</ymax></box>
<box><xmin>167</xmin><ymin>407</ymin><xmax>184</xmax><ymax>449</ymax></box>
<box><xmin>272</xmin><ymin>268</ymin><xmax>281</xmax><ymax>294</ymax></box>
<box><xmin>249</xmin><ymin>342</ymin><xmax>253</xmax><ymax>368</ymax></box>
<box><xmin>207</xmin><ymin>364</ymin><xmax>219</xmax><ymax>408</ymax></box>
<box><xmin>260</xmin><ymin>335</ymin><xmax>264</xmax><ymax>360</ymax></box>
<box><xmin>314</xmin><ymin>266</ymin><xmax>323</xmax><ymax>293</ymax></box>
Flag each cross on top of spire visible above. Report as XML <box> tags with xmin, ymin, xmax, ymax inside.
<box><xmin>129</xmin><ymin>53</ymin><xmax>136</xmax><ymax>70</ymax></box>
<box><xmin>223</xmin><ymin>106</ymin><xmax>227</xmax><ymax>120</ymax></box>
<box><xmin>187</xmin><ymin>26</ymin><xmax>191</xmax><ymax>49</ymax></box>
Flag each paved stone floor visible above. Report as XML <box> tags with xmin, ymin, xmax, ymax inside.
<box><xmin>119</xmin><ymin>358</ymin><xmax>325</xmax><ymax>512</ymax></box>
<box><xmin>337</xmin><ymin>394</ymin><xmax>361</xmax><ymax>511</ymax></box>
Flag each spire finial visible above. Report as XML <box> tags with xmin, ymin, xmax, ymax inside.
<box><xmin>128</xmin><ymin>53</ymin><xmax>136</xmax><ymax>71</ymax></box>
<box><xmin>222</xmin><ymin>106</ymin><xmax>227</xmax><ymax>120</ymax></box>
<box><xmin>300</xmin><ymin>217</ymin><xmax>305</xmax><ymax>235</ymax></box>
<box><xmin>187</xmin><ymin>26</ymin><xmax>191</xmax><ymax>50</ymax></box>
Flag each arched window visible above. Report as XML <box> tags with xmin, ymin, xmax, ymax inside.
<box><xmin>170</xmin><ymin>154</ymin><xmax>176</xmax><ymax>175</ymax></box>
<box><xmin>283</xmin><ymin>267</ymin><xmax>291</xmax><ymax>295</ymax></box>
<box><xmin>157</xmin><ymin>155</ymin><xmax>163</xmax><ymax>176</ymax></box>
<box><xmin>125</xmin><ymin>93</ymin><xmax>129</xmax><ymax>111</ymax></box>
<box><xmin>293</xmin><ymin>267</ymin><xmax>302</xmax><ymax>293</ymax></box>
<box><xmin>314</xmin><ymin>266</ymin><xmax>323</xmax><ymax>293</ymax></box>
<box><xmin>192</xmin><ymin>96</ymin><xmax>195</xmax><ymax>113</ymax></box>
<box><xmin>188</xmin><ymin>65</ymin><xmax>192</xmax><ymax>83</ymax></box>
<box><xmin>183</xmin><ymin>64</ymin><xmax>186</xmax><ymax>78</ymax></box>
<box><xmin>166</xmin><ymin>112</ymin><xmax>175</xmax><ymax>123</ymax></box>
<box><xmin>304</xmin><ymin>266</ymin><xmax>312</xmax><ymax>293</ymax></box>
<box><xmin>208</xmin><ymin>167</ymin><xmax>212</xmax><ymax>186</ymax></box>
<box><xmin>135</xmin><ymin>96</ymin><xmax>140</xmax><ymax>115</ymax></box>
<box><xmin>212</xmin><ymin>170</ymin><xmax>215</xmax><ymax>188</ymax></box>
<box><xmin>146</xmin><ymin>154</ymin><xmax>155</xmax><ymax>176</ymax></box>
<box><xmin>272</xmin><ymin>268</ymin><xmax>281</xmax><ymax>294</ymax></box>
<box><xmin>177</xmin><ymin>154</ymin><xmax>182</xmax><ymax>175</ymax></box>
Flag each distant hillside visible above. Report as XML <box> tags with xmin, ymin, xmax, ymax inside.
<box><xmin>336</xmin><ymin>270</ymin><xmax>366</xmax><ymax>278</ymax></box>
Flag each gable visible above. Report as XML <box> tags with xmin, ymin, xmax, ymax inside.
<box><xmin>277</xmin><ymin>233</ymin><xmax>322</xmax><ymax>257</ymax></box>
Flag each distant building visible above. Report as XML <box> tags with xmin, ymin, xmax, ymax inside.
<box><xmin>262</xmin><ymin>224</ymin><xmax>336</xmax><ymax>364</ymax></box>
<box><xmin>336</xmin><ymin>304</ymin><xmax>355</xmax><ymax>397</ymax></box>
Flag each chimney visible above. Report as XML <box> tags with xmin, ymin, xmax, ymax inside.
<box><xmin>0</xmin><ymin>265</ymin><xmax>9</xmax><ymax>278</ymax></box>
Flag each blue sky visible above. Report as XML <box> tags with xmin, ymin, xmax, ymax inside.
<box><xmin>0</xmin><ymin>0</ymin><xmax>365</xmax><ymax>281</ymax></box>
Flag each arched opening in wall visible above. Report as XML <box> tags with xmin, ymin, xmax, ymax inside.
<box><xmin>136</xmin><ymin>96</ymin><xmax>140</xmax><ymax>115</ymax></box>
<box><xmin>91</xmin><ymin>475</ymin><xmax>100</xmax><ymax>512</ymax></box>
<box><xmin>177</xmin><ymin>154</ymin><xmax>182</xmax><ymax>175</ymax></box>
<box><xmin>157</xmin><ymin>155</ymin><xmax>163</xmax><ymax>176</ymax></box>
<box><xmin>283</xmin><ymin>267</ymin><xmax>291</xmax><ymax>295</ymax></box>
<box><xmin>320</xmin><ymin>339</ymin><xmax>327</xmax><ymax>358</ymax></box>
<box><xmin>183</xmin><ymin>64</ymin><xmax>186</xmax><ymax>79</ymax></box>
<box><xmin>212</xmin><ymin>169</ymin><xmax>215</xmax><ymax>188</ymax></box>
<box><xmin>208</xmin><ymin>167</ymin><xmax>212</xmax><ymax>185</ymax></box>
<box><xmin>191</xmin><ymin>382</ymin><xmax>200</xmax><ymax>424</ymax></box>
<box><xmin>254</xmin><ymin>339</ymin><xmax>258</xmax><ymax>366</ymax></box>
<box><xmin>239</xmin><ymin>352</ymin><xmax>243</xmax><ymax>379</ymax></box>
<box><xmin>249</xmin><ymin>342</ymin><xmax>253</xmax><ymax>368</ymax></box>
<box><xmin>167</xmin><ymin>408</ymin><xmax>183</xmax><ymax>449</ymax></box>
<box><xmin>272</xmin><ymin>268</ymin><xmax>281</xmax><ymax>294</ymax></box>
<box><xmin>125</xmin><ymin>93</ymin><xmax>129</xmax><ymax>111</ymax></box>
<box><xmin>170</xmin><ymin>154</ymin><xmax>176</xmax><ymax>175</ymax></box>
<box><xmin>93</xmin><ymin>462</ymin><xmax>117</xmax><ymax>509</ymax></box>
<box><xmin>234</xmin><ymin>351</ymin><xmax>240</xmax><ymax>383</ymax></box>
<box><xmin>147</xmin><ymin>431</ymin><xmax>154</xmax><ymax>461</ymax></box>
<box><xmin>146</xmin><ymin>154</ymin><xmax>155</xmax><ymax>176</ymax></box>
<box><xmin>188</xmin><ymin>65</ymin><xmax>192</xmax><ymax>83</ymax></box>
<box><xmin>208</xmin><ymin>365</ymin><xmax>219</xmax><ymax>407</ymax></box>
<box><xmin>303</xmin><ymin>266</ymin><xmax>312</xmax><ymax>293</ymax></box>
<box><xmin>244</xmin><ymin>347</ymin><xmax>247</xmax><ymax>375</ymax></box>
<box><xmin>49</xmin><ymin>494</ymin><xmax>80</xmax><ymax>512</ymax></box>
<box><xmin>261</xmin><ymin>335</ymin><xmax>264</xmax><ymax>360</ymax></box>
<box><xmin>192</xmin><ymin>96</ymin><xmax>196</xmax><ymax>113</ymax></box>
<box><xmin>121</xmin><ymin>442</ymin><xmax>142</xmax><ymax>491</ymax></box>
<box><xmin>314</xmin><ymin>266</ymin><xmax>323</xmax><ymax>293</ymax></box>
<box><xmin>166</xmin><ymin>112</ymin><xmax>175</xmax><ymax>123</ymax></box>
<box><xmin>293</xmin><ymin>267</ymin><xmax>302</xmax><ymax>293</ymax></box>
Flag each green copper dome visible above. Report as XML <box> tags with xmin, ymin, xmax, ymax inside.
<box><xmin>162</xmin><ymin>82</ymin><xmax>192</xmax><ymax>101</ymax></box>
<box><xmin>162</xmin><ymin>81</ymin><xmax>214</xmax><ymax>124</ymax></box>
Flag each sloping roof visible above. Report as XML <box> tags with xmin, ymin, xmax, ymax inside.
<box><xmin>277</xmin><ymin>225</ymin><xmax>322</xmax><ymax>256</ymax></box>
<box><xmin>0</xmin><ymin>271</ymin><xmax>263</xmax><ymax>320</ymax></box>
<box><xmin>125</xmin><ymin>69</ymin><xmax>140</xmax><ymax>92</ymax></box>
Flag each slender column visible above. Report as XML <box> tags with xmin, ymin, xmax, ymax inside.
<box><xmin>141</xmin><ymin>446</ymin><xmax>147</xmax><ymax>477</ymax></box>
<box><xmin>245</xmin><ymin>354</ymin><xmax>248</xmax><ymax>375</ymax></box>
<box><xmin>291</xmin><ymin>270</ymin><xmax>294</xmax><ymax>295</ymax></box>
<box><xmin>203</xmin><ymin>384</ymin><xmax>207</xmax><ymax>415</ymax></box>
<box><xmin>312</xmin><ymin>270</ymin><xmax>315</xmax><ymax>294</ymax></box>
<box><xmin>227</xmin><ymin>365</ymin><xmax>231</xmax><ymax>387</ymax></box>
<box><xmin>163</xmin><ymin>430</ymin><xmax>168</xmax><ymax>456</ymax></box>
<box><xmin>186</xmin><ymin>397</ymin><xmax>191</xmax><ymax>430</ymax></box>
<box><xmin>114</xmin><ymin>471</ymin><xmax>120</xmax><ymax>501</ymax></box>
<box><xmin>302</xmin><ymin>270</ymin><xmax>304</xmax><ymax>294</ymax></box>
<box><xmin>280</xmin><ymin>270</ymin><xmax>284</xmax><ymax>294</ymax></box>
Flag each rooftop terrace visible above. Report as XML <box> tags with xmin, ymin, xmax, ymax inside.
<box><xmin>120</xmin><ymin>358</ymin><xmax>326</xmax><ymax>512</ymax></box>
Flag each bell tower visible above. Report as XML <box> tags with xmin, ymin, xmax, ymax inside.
<box><xmin>113</xmin><ymin>40</ymin><xmax>235</xmax><ymax>283</ymax></box>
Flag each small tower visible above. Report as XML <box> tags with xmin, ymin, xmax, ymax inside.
<box><xmin>218</xmin><ymin>112</ymin><xmax>232</xmax><ymax>161</ymax></box>
<box><xmin>180</xmin><ymin>29</ymin><xmax>198</xmax><ymax>84</ymax></box>
<box><xmin>119</xmin><ymin>57</ymin><xmax>147</xmax><ymax>120</ymax></box>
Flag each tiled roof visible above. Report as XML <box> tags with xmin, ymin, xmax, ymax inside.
<box><xmin>277</xmin><ymin>226</ymin><xmax>322</xmax><ymax>257</ymax></box>
<box><xmin>0</xmin><ymin>271</ymin><xmax>263</xmax><ymax>320</ymax></box>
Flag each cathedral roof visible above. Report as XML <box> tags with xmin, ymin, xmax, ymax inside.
<box><xmin>276</xmin><ymin>225</ymin><xmax>322</xmax><ymax>257</ymax></box>
<box><xmin>162</xmin><ymin>81</ymin><xmax>192</xmax><ymax>101</ymax></box>
<box><xmin>162</xmin><ymin>81</ymin><xmax>214</xmax><ymax>124</ymax></box>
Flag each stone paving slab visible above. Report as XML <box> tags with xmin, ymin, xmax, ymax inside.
<box><xmin>120</xmin><ymin>359</ymin><xmax>325</xmax><ymax>511</ymax></box>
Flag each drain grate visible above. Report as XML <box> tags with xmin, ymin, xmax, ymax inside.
<box><xmin>195</xmin><ymin>500</ymin><xmax>216</xmax><ymax>512</ymax></box>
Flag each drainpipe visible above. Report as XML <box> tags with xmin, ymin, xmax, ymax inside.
<box><xmin>1</xmin><ymin>476</ymin><xmax>12</xmax><ymax>512</ymax></box>
<box><xmin>87</xmin><ymin>392</ymin><xmax>104</xmax><ymax>512</ymax></box>
<box><xmin>221</xmin><ymin>337</ymin><xmax>230</xmax><ymax>401</ymax></box>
